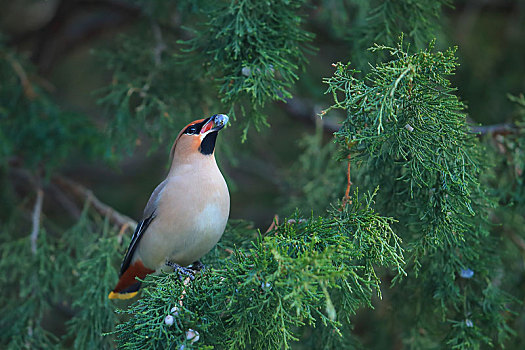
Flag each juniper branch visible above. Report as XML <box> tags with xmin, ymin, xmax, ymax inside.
<box><xmin>30</xmin><ymin>187</ymin><xmax>44</xmax><ymax>254</ymax></box>
<box><xmin>323</xmin><ymin>39</ymin><xmax>516</xmax><ymax>348</ymax></box>
<box><xmin>279</xmin><ymin>96</ymin><xmax>520</xmax><ymax>137</ymax></box>
<box><xmin>113</xmin><ymin>192</ymin><xmax>405</xmax><ymax>349</ymax></box>
<box><xmin>470</xmin><ymin>122</ymin><xmax>517</xmax><ymax>136</ymax></box>
<box><xmin>47</xmin><ymin>183</ymin><xmax>82</xmax><ymax>219</ymax></box>
<box><xmin>53</xmin><ymin>175</ymin><xmax>137</xmax><ymax>232</ymax></box>
<box><xmin>505</xmin><ymin>230</ymin><xmax>525</xmax><ymax>254</ymax></box>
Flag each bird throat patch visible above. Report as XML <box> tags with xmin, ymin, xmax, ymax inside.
<box><xmin>199</xmin><ymin>131</ymin><xmax>218</xmax><ymax>155</ymax></box>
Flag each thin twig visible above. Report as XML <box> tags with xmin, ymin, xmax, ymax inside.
<box><xmin>48</xmin><ymin>183</ymin><xmax>82</xmax><ymax>219</ymax></box>
<box><xmin>341</xmin><ymin>153</ymin><xmax>352</xmax><ymax>208</ymax></box>
<box><xmin>117</xmin><ymin>222</ymin><xmax>130</xmax><ymax>245</ymax></box>
<box><xmin>6</xmin><ymin>54</ymin><xmax>37</xmax><ymax>99</ymax></box>
<box><xmin>9</xmin><ymin>166</ymin><xmax>83</xmax><ymax>221</ymax></box>
<box><xmin>265</xmin><ymin>215</ymin><xmax>279</xmax><ymax>233</ymax></box>
<box><xmin>278</xmin><ymin>98</ymin><xmax>340</xmax><ymax>134</ymax></box>
<box><xmin>54</xmin><ymin>175</ymin><xmax>137</xmax><ymax>233</ymax></box>
<box><xmin>178</xmin><ymin>277</ymin><xmax>192</xmax><ymax>307</ymax></box>
<box><xmin>469</xmin><ymin>123</ymin><xmax>516</xmax><ymax>136</ymax></box>
<box><xmin>30</xmin><ymin>188</ymin><xmax>44</xmax><ymax>254</ymax></box>
<box><xmin>151</xmin><ymin>21</ymin><xmax>166</xmax><ymax>66</ymax></box>
<box><xmin>506</xmin><ymin>230</ymin><xmax>525</xmax><ymax>255</ymax></box>
<box><xmin>280</xmin><ymin>97</ymin><xmax>519</xmax><ymax>137</ymax></box>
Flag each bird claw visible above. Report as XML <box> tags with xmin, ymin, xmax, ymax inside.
<box><xmin>165</xmin><ymin>260</ymin><xmax>196</xmax><ymax>281</ymax></box>
<box><xmin>190</xmin><ymin>260</ymin><xmax>206</xmax><ymax>272</ymax></box>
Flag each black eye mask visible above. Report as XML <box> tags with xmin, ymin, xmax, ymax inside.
<box><xmin>183</xmin><ymin>118</ymin><xmax>210</xmax><ymax>135</ymax></box>
<box><xmin>182</xmin><ymin>117</ymin><xmax>219</xmax><ymax>155</ymax></box>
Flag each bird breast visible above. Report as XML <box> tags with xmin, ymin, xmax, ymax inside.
<box><xmin>136</xmin><ymin>159</ymin><xmax>230</xmax><ymax>269</ymax></box>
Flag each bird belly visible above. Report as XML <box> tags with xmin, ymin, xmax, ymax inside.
<box><xmin>135</xmin><ymin>190</ymin><xmax>229</xmax><ymax>270</ymax></box>
<box><xmin>167</xmin><ymin>203</ymin><xmax>226</xmax><ymax>265</ymax></box>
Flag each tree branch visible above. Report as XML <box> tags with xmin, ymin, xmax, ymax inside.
<box><xmin>279</xmin><ymin>97</ymin><xmax>519</xmax><ymax>137</ymax></box>
<box><xmin>53</xmin><ymin>175</ymin><xmax>137</xmax><ymax>232</ymax></box>
<box><xmin>6</xmin><ymin>54</ymin><xmax>37</xmax><ymax>99</ymax></box>
<box><xmin>30</xmin><ymin>188</ymin><xmax>44</xmax><ymax>254</ymax></box>
<box><xmin>9</xmin><ymin>161</ymin><xmax>136</xmax><ymax>236</ymax></box>
<box><xmin>48</xmin><ymin>183</ymin><xmax>83</xmax><ymax>220</ymax></box>
<box><xmin>278</xmin><ymin>98</ymin><xmax>340</xmax><ymax>134</ymax></box>
<box><xmin>151</xmin><ymin>21</ymin><xmax>166</xmax><ymax>66</ymax></box>
<box><xmin>469</xmin><ymin>123</ymin><xmax>517</xmax><ymax>136</ymax></box>
<box><xmin>9</xmin><ymin>165</ymin><xmax>83</xmax><ymax>222</ymax></box>
<box><xmin>341</xmin><ymin>153</ymin><xmax>352</xmax><ymax>208</ymax></box>
<box><xmin>506</xmin><ymin>230</ymin><xmax>525</xmax><ymax>255</ymax></box>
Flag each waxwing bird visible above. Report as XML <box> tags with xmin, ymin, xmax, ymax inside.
<box><xmin>108</xmin><ymin>114</ymin><xmax>230</xmax><ymax>300</ymax></box>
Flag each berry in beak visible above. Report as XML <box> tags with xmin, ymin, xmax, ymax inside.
<box><xmin>200</xmin><ymin>114</ymin><xmax>229</xmax><ymax>134</ymax></box>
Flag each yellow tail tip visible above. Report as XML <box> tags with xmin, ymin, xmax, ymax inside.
<box><xmin>108</xmin><ymin>291</ymin><xmax>138</xmax><ymax>300</ymax></box>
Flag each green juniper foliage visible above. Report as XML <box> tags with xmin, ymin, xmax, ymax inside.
<box><xmin>491</xmin><ymin>94</ymin><xmax>525</xmax><ymax>207</ymax></box>
<box><xmin>63</xmin><ymin>219</ymin><xmax>121</xmax><ymax>349</ymax></box>
<box><xmin>281</xmin><ymin>120</ymin><xmax>346</xmax><ymax>216</ymax></box>
<box><xmin>96</xmin><ymin>28</ymin><xmax>212</xmax><ymax>155</ymax></box>
<box><xmin>0</xmin><ymin>40</ymin><xmax>104</xmax><ymax>171</ymax></box>
<box><xmin>324</xmin><ymin>40</ymin><xmax>515</xmax><ymax>348</ymax></box>
<box><xmin>0</xmin><ymin>207</ymin><xmax>122</xmax><ymax>349</ymax></box>
<box><xmin>362</xmin><ymin>0</ymin><xmax>452</xmax><ymax>48</ymax></box>
<box><xmin>0</xmin><ymin>233</ymin><xmax>59</xmax><ymax>349</ymax></box>
<box><xmin>179</xmin><ymin>0</ymin><xmax>313</xmax><ymax>128</ymax></box>
<box><xmin>113</xmin><ymin>191</ymin><xmax>404</xmax><ymax>349</ymax></box>
<box><xmin>348</xmin><ymin>0</ymin><xmax>452</xmax><ymax>68</ymax></box>
<box><xmin>94</xmin><ymin>0</ymin><xmax>449</xmax><ymax>149</ymax></box>
<box><xmin>485</xmin><ymin>94</ymin><xmax>525</xmax><ymax>350</ymax></box>
<box><xmin>1</xmin><ymin>0</ymin><xmax>524</xmax><ymax>349</ymax></box>
<box><xmin>98</xmin><ymin>0</ymin><xmax>314</xmax><ymax>144</ymax></box>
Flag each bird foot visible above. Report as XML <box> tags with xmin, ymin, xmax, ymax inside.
<box><xmin>165</xmin><ymin>260</ymin><xmax>196</xmax><ymax>281</ymax></box>
<box><xmin>190</xmin><ymin>260</ymin><xmax>206</xmax><ymax>272</ymax></box>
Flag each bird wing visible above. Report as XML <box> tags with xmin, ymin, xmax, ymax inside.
<box><xmin>119</xmin><ymin>179</ymin><xmax>167</xmax><ymax>276</ymax></box>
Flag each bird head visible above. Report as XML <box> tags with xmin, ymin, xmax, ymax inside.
<box><xmin>170</xmin><ymin>114</ymin><xmax>229</xmax><ymax>163</ymax></box>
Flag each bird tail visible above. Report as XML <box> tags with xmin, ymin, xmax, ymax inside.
<box><xmin>108</xmin><ymin>260</ymin><xmax>155</xmax><ymax>300</ymax></box>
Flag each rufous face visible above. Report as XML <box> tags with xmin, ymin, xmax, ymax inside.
<box><xmin>170</xmin><ymin>114</ymin><xmax>229</xmax><ymax>161</ymax></box>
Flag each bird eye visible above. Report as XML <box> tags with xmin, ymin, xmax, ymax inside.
<box><xmin>186</xmin><ymin>126</ymin><xmax>198</xmax><ymax>134</ymax></box>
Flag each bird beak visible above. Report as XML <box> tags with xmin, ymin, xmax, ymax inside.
<box><xmin>200</xmin><ymin>114</ymin><xmax>229</xmax><ymax>134</ymax></box>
